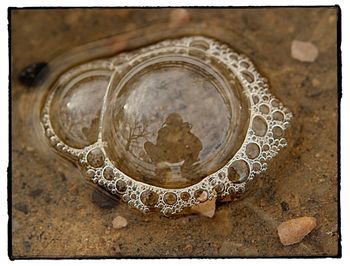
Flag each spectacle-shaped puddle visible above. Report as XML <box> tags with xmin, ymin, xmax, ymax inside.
<box><xmin>40</xmin><ymin>35</ymin><xmax>292</xmax><ymax>216</ymax></box>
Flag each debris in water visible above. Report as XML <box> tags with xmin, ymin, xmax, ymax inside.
<box><xmin>91</xmin><ymin>189</ymin><xmax>117</xmax><ymax>209</ymax></box>
<box><xmin>277</xmin><ymin>216</ymin><xmax>317</xmax><ymax>246</ymax></box>
<box><xmin>18</xmin><ymin>62</ymin><xmax>49</xmax><ymax>87</ymax></box>
<box><xmin>291</xmin><ymin>40</ymin><xmax>318</xmax><ymax>62</ymax></box>
<box><xmin>191</xmin><ymin>191</ymin><xmax>217</xmax><ymax>218</ymax></box>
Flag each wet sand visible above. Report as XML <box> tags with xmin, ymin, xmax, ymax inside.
<box><xmin>10</xmin><ymin>8</ymin><xmax>339</xmax><ymax>257</ymax></box>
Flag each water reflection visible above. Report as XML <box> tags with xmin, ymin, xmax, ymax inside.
<box><xmin>102</xmin><ymin>63</ymin><xmax>247</xmax><ymax>189</ymax></box>
<box><xmin>144</xmin><ymin>112</ymin><xmax>202</xmax><ymax>187</ymax></box>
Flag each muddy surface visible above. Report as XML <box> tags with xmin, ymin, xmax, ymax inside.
<box><xmin>10</xmin><ymin>8</ymin><xmax>339</xmax><ymax>257</ymax></box>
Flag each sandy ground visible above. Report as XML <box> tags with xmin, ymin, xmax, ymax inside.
<box><xmin>10</xmin><ymin>8</ymin><xmax>339</xmax><ymax>257</ymax></box>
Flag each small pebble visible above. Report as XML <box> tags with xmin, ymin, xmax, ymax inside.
<box><xmin>183</xmin><ymin>243</ymin><xmax>193</xmax><ymax>253</ymax></box>
<box><xmin>277</xmin><ymin>216</ymin><xmax>317</xmax><ymax>246</ymax></box>
<box><xmin>291</xmin><ymin>40</ymin><xmax>319</xmax><ymax>62</ymax></box>
<box><xmin>169</xmin><ymin>8</ymin><xmax>190</xmax><ymax>27</ymax></box>
<box><xmin>328</xmin><ymin>15</ymin><xmax>336</xmax><ymax>23</ymax></box>
<box><xmin>318</xmin><ymin>178</ymin><xmax>326</xmax><ymax>183</ymax></box>
<box><xmin>14</xmin><ymin>202</ymin><xmax>29</xmax><ymax>214</ymax></box>
<box><xmin>26</xmin><ymin>146</ymin><xmax>34</xmax><ymax>152</ymax></box>
<box><xmin>112</xmin><ymin>216</ymin><xmax>128</xmax><ymax>229</ymax></box>
<box><xmin>280</xmin><ymin>201</ymin><xmax>289</xmax><ymax>212</ymax></box>
<box><xmin>23</xmin><ymin>240</ymin><xmax>31</xmax><ymax>253</ymax></box>
<box><xmin>191</xmin><ymin>192</ymin><xmax>217</xmax><ymax>218</ymax></box>
<box><xmin>113</xmin><ymin>243</ymin><xmax>122</xmax><ymax>255</ymax></box>
<box><xmin>311</xmin><ymin>78</ymin><xmax>321</xmax><ymax>87</ymax></box>
<box><xmin>29</xmin><ymin>188</ymin><xmax>43</xmax><ymax>198</ymax></box>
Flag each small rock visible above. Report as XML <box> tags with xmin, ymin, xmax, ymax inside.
<box><xmin>113</xmin><ymin>243</ymin><xmax>122</xmax><ymax>255</ymax></box>
<box><xmin>29</xmin><ymin>188</ymin><xmax>43</xmax><ymax>198</ymax></box>
<box><xmin>328</xmin><ymin>15</ymin><xmax>336</xmax><ymax>23</ymax></box>
<box><xmin>283</xmin><ymin>193</ymin><xmax>301</xmax><ymax>210</ymax></box>
<box><xmin>26</xmin><ymin>146</ymin><xmax>34</xmax><ymax>152</ymax></box>
<box><xmin>14</xmin><ymin>202</ymin><xmax>29</xmax><ymax>214</ymax></box>
<box><xmin>169</xmin><ymin>8</ymin><xmax>190</xmax><ymax>27</ymax></box>
<box><xmin>311</xmin><ymin>78</ymin><xmax>321</xmax><ymax>87</ymax></box>
<box><xmin>23</xmin><ymin>240</ymin><xmax>31</xmax><ymax>253</ymax></box>
<box><xmin>280</xmin><ymin>201</ymin><xmax>289</xmax><ymax>212</ymax></box>
<box><xmin>191</xmin><ymin>191</ymin><xmax>217</xmax><ymax>218</ymax></box>
<box><xmin>183</xmin><ymin>243</ymin><xmax>193</xmax><ymax>253</ymax></box>
<box><xmin>318</xmin><ymin>177</ymin><xmax>326</xmax><ymax>183</ymax></box>
<box><xmin>112</xmin><ymin>216</ymin><xmax>128</xmax><ymax>229</ymax></box>
<box><xmin>291</xmin><ymin>40</ymin><xmax>319</xmax><ymax>62</ymax></box>
<box><xmin>277</xmin><ymin>216</ymin><xmax>317</xmax><ymax>246</ymax></box>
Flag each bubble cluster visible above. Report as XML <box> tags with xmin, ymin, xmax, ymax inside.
<box><xmin>41</xmin><ymin>36</ymin><xmax>292</xmax><ymax>216</ymax></box>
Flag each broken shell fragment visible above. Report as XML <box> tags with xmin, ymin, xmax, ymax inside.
<box><xmin>40</xmin><ymin>36</ymin><xmax>292</xmax><ymax>216</ymax></box>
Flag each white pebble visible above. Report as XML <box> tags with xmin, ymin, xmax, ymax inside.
<box><xmin>112</xmin><ymin>216</ymin><xmax>128</xmax><ymax>229</ymax></box>
<box><xmin>291</xmin><ymin>40</ymin><xmax>319</xmax><ymax>62</ymax></box>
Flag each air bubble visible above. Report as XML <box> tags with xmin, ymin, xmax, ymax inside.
<box><xmin>252</xmin><ymin>162</ymin><xmax>261</xmax><ymax>171</ymax></box>
<box><xmin>240</xmin><ymin>61</ymin><xmax>250</xmax><ymax>68</ymax></box>
<box><xmin>272</xmin><ymin>126</ymin><xmax>284</xmax><ymax>138</ymax></box>
<box><xmin>214</xmin><ymin>183</ymin><xmax>225</xmax><ymax>193</ymax></box>
<box><xmin>229</xmin><ymin>54</ymin><xmax>238</xmax><ymax>61</ymax></box>
<box><xmin>252</xmin><ymin>116</ymin><xmax>268</xmax><ymax>137</ymax></box>
<box><xmin>241</xmin><ymin>70</ymin><xmax>254</xmax><ymax>83</ymax></box>
<box><xmin>252</xmin><ymin>94</ymin><xmax>260</xmax><ymax>104</ymax></box>
<box><xmin>194</xmin><ymin>189</ymin><xmax>208</xmax><ymax>202</ymax></box>
<box><xmin>280</xmin><ymin>138</ymin><xmax>287</xmax><ymax>146</ymax></box>
<box><xmin>140</xmin><ymin>190</ymin><xmax>159</xmax><ymax>207</ymax></box>
<box><xmin>262</xmin><ymin>144</ymin><xmax>270</xmax><ymax>151</ymax></box>
<box><xmin>228</xmin><ymin>160</ymin><xmax>250</xmax><ymax>183</ymax></box>
<box><xmin>103</xmin><ymin>167</ymin><xmax>115</xmax><ymax>180</ymax></box>
<box><xmin>259</xmin><ymin>104</ymin><xmax>270</xmax><ymax>114</ymax></box>
<box><xmin>122</xmin><ymin>194</ymin><xmax>130</xmax><ymax>202</ymax></box>
<box><xmin>180</xmin><ymin>192</ymin><xmax>190</xmax><ymax>202</ymax></box>
<box><xmin>272</xmin><ymin>111</ymin><xmax>284</xmax><ymax>121</ymax></box>
<box><xmin>87</xmin><ymin>148</ymin><xmax>105</xmax><ymax>168</ymax></box>
<box><xmin>271</xmin><ymin>99</ymin><xmax>279</xmax><ymax>107</ymax></box>
<box><xmin>49</xmin><ymin>73</ymin><xmax>110</xmax><ymax>149</ymax></box>
<box><xmin>218</xmin><ymin>172</ymin><xmax>225</xmax><ymax>179</ymax></box>
<box><xmin>116</xmin><ymin>179</ymin><xmax>127</xmax><ymax>193</ymax></box>
<box><xmin>85</xmin><ymin>169</ymin><xmax>95</xmax><ymax>179</ymax></box>
<box><xmin>189</xmin><ymin>39</ymin><xmax>210</xmax><ymax>50</ymax></box>
<box><xmin>163</xmin><ymin>208</ymin><xmax>173</xmax><ymax>216</ymax></box>
<box><xmin>246</xmin><ymin>143</ymin><xmax>260</xmax><ymax>159</ymax></box>
<box><xmin>163</xmin><ymin>192</ymin><xmax>177</xmax><ymax>205</ymax></box>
